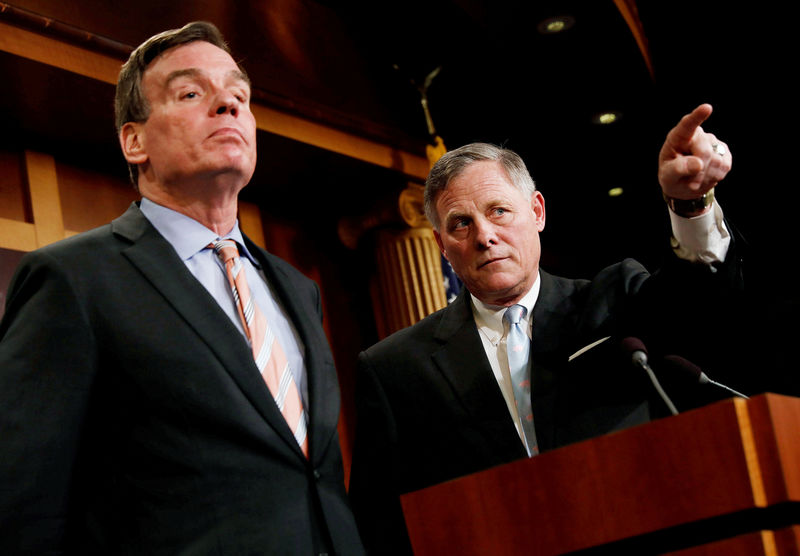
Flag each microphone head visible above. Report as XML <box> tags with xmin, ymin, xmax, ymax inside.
<box><xmin>620</xmin><ymin>336</ymin><xmax>648</xmax><ymax>356</ymax></box>
<box><xmin>662</xmin><ymin>354</ymin><xmax>709</xmax><ymax>384</ymax></box>
<box><xmin>662</xmin><ymin>354</ymin><xmax>748</xmax><ymax>400</ymax></box>
<box><xmin>620</xmin><ymin>337</ymin><xmax>649</xmax><ymax>368</ymax></box>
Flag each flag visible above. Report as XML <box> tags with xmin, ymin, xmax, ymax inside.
<box><xmin>440</xmin><ymin>254</ymin><xmax>462</xmax><ymax>304</ymax></box>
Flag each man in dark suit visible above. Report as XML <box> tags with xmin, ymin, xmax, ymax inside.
<box><xmin>0</xmin><ymin>22</ymin><xmax>364</xmax><ymax>555</ymax></box>
<box><xmin>349</xmin><ymin>105</ymin><xmax>745</xmax><ymax>554</ymax></box>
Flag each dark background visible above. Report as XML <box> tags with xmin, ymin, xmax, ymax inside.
<box><xmin>2</xmin><ymin>1</ymin><xmax>794</xmax><ymax>275</ymax></box>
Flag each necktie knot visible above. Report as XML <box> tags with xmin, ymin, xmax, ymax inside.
<box><xmin>212</xmin><ymin>239</ymin><xmax>239</xmax><ymax>264</ymax></box>
<box><xmin>504</xmin><ymin>304</ymin><xmax>526</xmax><ymax>326</ymax></box>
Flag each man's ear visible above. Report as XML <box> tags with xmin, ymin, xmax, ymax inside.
<box><xmin>433</xmin><ymin>229</ymin><xmax>449</xmax><ymax>261</ymax></box>
<box><xmin>531</xmin><ymin>191</ymin><xmax>546</xmax><ymax>232</ymax></box>
<box><xmin>119</xmin><ymin>122</ymin><xmax>148</xmax><ymax>165</ymax></box>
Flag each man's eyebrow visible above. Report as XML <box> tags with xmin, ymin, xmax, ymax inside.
<box><xmin>229</xmin><ymin>69</ymin><xmax>251</xmax><ymax>87</ymax></box>
<box><xmin>164</xmin><ymin>68</ymin><xmax>202</xmax><ymax>87</ymax></box>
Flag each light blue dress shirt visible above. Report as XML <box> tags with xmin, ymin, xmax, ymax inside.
<box><xmin>139</xmin><ymin>198</ymin><xmax>309</xmax><ymax>408</ymax></box>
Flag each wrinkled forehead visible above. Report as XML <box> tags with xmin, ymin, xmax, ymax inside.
<box><xmin>445</xmin><ymin>160</ymin><xmax>514</xmax><ymax>193</ymax></box>
<box><xmin>143</xmin><ymin>40</ymin><xmax>249</xmax><ymax>92</ymax></box>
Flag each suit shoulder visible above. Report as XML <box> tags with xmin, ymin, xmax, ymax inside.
<box><xmin>19</xmin><ymin>224</ymin><xmax>115</xmax><ymax>266</ymax></box>
<box><xmin>361</xmin><ymin>304</ymin><xmax>448</xmax><ymax>361</ymax></box>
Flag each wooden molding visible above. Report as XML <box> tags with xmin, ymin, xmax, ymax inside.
<box><xmin>0</xmin><ymin>218</ymin><xmax>37</xmax><ymax>252</ymax></box>
<box><xmin>0</xmin><ymin>20</ymin><xmax>429</xmax><ymax>181</ymax></box>
<box><xmin>0</xmin><ymin>20</ymin><xmax>120</xmax><ymax>84</ymax></box>
<box><xmin>25</xmin><ymin>151</ymin><xmax>65</xmax><ymax>248</ymax></box>
<box><xmin>248</xmin><ymin>104</ymin><xmax>429</xmax><ymax>180</ymax></box>
<box><xmin>613</xmin><ymin>0</ymin><xmax>654</xmax><ymax>80</ymax></box>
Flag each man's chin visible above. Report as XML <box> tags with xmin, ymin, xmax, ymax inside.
<box><xmin>202</xmin><ymin>160</ymin><xmax>256</xmax><ymax>182</ymax></box>
<box><xmin>469</xmin><ymin>280</ymin><xmax>526</xmax><ymax>306</ymax></box>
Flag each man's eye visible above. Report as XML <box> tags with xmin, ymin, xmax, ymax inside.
<box><xmin>182</xmin><ymin>91</ymin><xmax>199</xmax><ymax>99</ymax></box>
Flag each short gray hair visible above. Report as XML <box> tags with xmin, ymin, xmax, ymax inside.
<box><xmin>424</xmin><ymin>143</ymin><xmax>536</xmax><ymax>229</ymax></box>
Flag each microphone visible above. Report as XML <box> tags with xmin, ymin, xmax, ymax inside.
<box><xmin>620</xmin><ymin>337</ymin><xmax>679</xmax><ymax>416</ymax></box>
<box><xmin>662</xmin><ymin>354</ymin><xmax>749</xmax><ymax>400</ymax></box>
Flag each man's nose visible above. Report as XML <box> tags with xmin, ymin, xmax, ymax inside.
<box><xmin>212</xmin><ymin>90</ymin><xmax>239</xmax><ymax>117</ymax></box>
<box><xmin>473</xmin><ymin>219</ymin><xmax>497</xmax><ymax>248</ymax></box>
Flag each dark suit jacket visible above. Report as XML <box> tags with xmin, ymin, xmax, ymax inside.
<box><xmin>349</xmin><ymin>254</ymin><xmax>746</xmax><ymax>555</ymax></box>
<box><xmin>0</xmin><ymin>203</ymin><xmax>364</xmax><ymax>555</ymax></box>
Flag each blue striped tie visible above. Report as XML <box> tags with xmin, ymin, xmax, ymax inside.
<box><xmin>504</xmin><ymin>304</ymin><xmax>538</xmax><ymax>456</ymax></box>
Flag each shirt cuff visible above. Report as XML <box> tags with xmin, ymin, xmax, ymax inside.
<box><xmin>668</xmin><ymin>201</ymin><xmax>731</xmax><ymax>265</ymax></box>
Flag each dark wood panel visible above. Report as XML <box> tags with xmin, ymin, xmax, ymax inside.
<box><xmin>0</xmin><ymin>149</ymin><xmax>31</xmax><ymax>223</ymax></box>
<box><xmin>56</xmin><ymin>159</ymin><xmax>138</xmax><ymax>233</ymax></box>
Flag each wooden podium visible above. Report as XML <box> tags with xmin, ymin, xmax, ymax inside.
<box><xmin>401</xmin><ymin>394</ymin><xmax>800</xmax><ymax>555</ymax></box>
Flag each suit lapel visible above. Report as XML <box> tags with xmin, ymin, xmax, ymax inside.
<box><xmin>531</xmin><ymin>270</ymin><xmax>578</xmax><ymax>355</ymax></box>
<box><xmin>530</xmin><ymin>270</ymin><xmax>583</xmax><ymax>451</ymax></box>
<box><xmin>430</xmin><ymin>290</ymin><xmax>525</xmax><ymax>453</ymax></box>
<box><xmin>112</xmin><ymin>204</ymin><xmax>305</xmax><ymax>457</ymax></box>
<box><xmin>245</xmin><ymin>237</ymin><xmax>340</xmax><ymax>464</ymax></box>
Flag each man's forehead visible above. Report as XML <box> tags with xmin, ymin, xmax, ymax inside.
<box><xmin>454</xmin><ymin>160</ymin><xmax>510</xmax><ymax>185</ymax></box>
<box><xmin>445</xmin><ymin>165</ymin><xmax>515</xmax><ymax>198</ymax></box>
<box><xmin>144</xmin><ymin>41</ymin><xmax>243</xmax><ymax>83</ymax></box>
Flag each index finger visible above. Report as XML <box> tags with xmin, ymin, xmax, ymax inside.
<box><xmin>667</xmin><ymin>103</ymin><xmax>713</xmax><ymax>151</ymax></box>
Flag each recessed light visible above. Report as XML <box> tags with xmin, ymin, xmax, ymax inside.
<box><xmin>537</xmin><ymin>16</ymin><xmax>575</xmax><ymax>35</ymax></box>
<box><xmin>592</xmin><ymin>111</ymin><xmax>622</xmax><ymax>125</ymax></box>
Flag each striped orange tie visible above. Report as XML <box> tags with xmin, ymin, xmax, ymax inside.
<box><xmin>212</xmin><ymin>240</ymin><xmax>308</xmax><ymax>457</ymax></box>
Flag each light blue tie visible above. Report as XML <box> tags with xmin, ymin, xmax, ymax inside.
<box><xmin>504</xmin><ymin>304</ymin><xmax>538</xmax><ymax>456</ymax></box>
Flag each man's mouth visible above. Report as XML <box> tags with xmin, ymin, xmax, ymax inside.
<box><xmin>478</xmin><ymin>257</ymin><xmax>506</xmax><ymax>269</ymax></box>
<box><xmin>210</xmin><ymin>127</ymin><xmax>245</xmax><ymax>142</ymax></box>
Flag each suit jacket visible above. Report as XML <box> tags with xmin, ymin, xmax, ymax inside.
<box><xmin>349</xmin><ymin>254</ymin><xmax>747</xmax><ymax>555</ymax></box>
<box><xmin>0</xmin><ymin>203</ymin><xmax>365</xmax><ymax>555</ymax></box>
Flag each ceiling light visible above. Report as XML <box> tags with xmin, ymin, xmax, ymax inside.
<box><xmin>598</xmin><ymin>113</ymin><xmax>617</xmax><ymax>124</ymax></box>
<box><xmin>592</xmin><ymin>111</ymin><xmax>622</xmax><ymax>125</ymax></box>
<box><xmin>608</xmin><ymin>187</ymin><xmax>624</xmax><ymax>197</ymax></box>
<box><xmin>545</xmin><ymin>20</ymin><xmax>565</xmax><ymax>33</ymax></box>
<box><xmin>537</xmin><ymin>16</ymin><xmax>575</xmax><ymax>35</ymax></box>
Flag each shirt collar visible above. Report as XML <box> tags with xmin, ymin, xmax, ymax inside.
<box><xmin>471</xmin><ymin>273</ymin><xmax>541</xmax><ymax>337</ymax></box>
<box><xmin>139</xmin><ymin>197</ymin><xmax>260</xmax><ymax>267</ymax></box>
